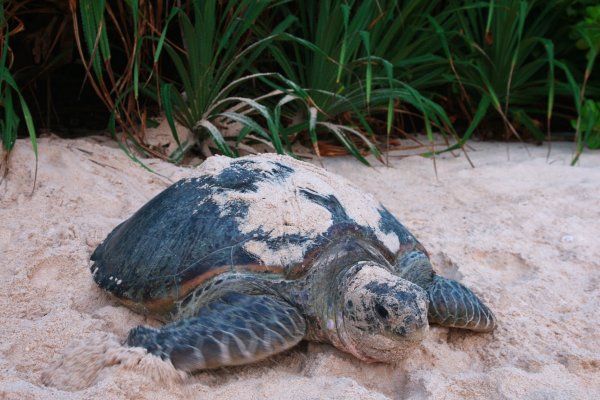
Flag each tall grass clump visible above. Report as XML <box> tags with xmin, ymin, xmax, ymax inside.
<box><xmin>430</xmin><ymin>0</ymin><xmax>565</xmax><ymax>147</ymax></box>
<box><xmin>256</xmin><ymin>0</ymin><xmax>385</xmax><ymax>162</ymax></box>
<box><xmin>74</xmin><ymin>0</ymin><xmax>297</xmax><ymax>162</ymax></box>
<box><xmin>72</xmin><ymin>0</ymin><xmax>172</xmax><ymax>162</ymax></box>
<box><xmin>3</xmin><ymin>0</ymin><xmax>596</xmax><ymax>170</ymax></box>
<box><xmin>0</xmin><ymin>2</ymin><xmax>36</xmax><ymax>181</ymax></box>
<box><xmin>150</xmin><ymin>0</ymin><xmax>295</xmax><ymax>161</ymax></box>
<box><xmin>425</xmin><ymin>0</ymin><xmax>600</xmax><ymax>165</ymax></box>
<box><xmin>257</xmin><ymin>0</ymin><xmax>458</xmax><ymax>164</ymax></box>
<box><xmin>566</xmin><ymin>3</ymin><xmax>600</xmax><ymax>163</ymax></box>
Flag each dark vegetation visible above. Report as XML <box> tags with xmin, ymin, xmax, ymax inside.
<box><xmin>1</xmin><ymin>0</ymin><xmax>599</xmax><ymax>175</ymax></box>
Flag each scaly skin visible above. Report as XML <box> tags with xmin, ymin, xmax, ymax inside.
<box><xmin>127</xmin><ymin>292</ymin><xmax>306</xmax><ymax>371</ymax></box>
<box><xmin>125</xmin><ymin>237</ymin><xmax>495</xmax><ymax>371</ymax></box>
<box><xmin>395</xmin><ymin>250</ymin><xmax>496</xmax><ymax>332</ymax></box>
<box><xmin>91</xmin><ymin>154</ymin><xmax>497</xmax><ymax>372</ymax></box>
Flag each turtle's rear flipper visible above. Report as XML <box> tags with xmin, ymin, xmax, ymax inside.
<box><xmin>427</xmin><ymin>275</ymin><xmax>496</xmax><ymax>332</ymax></box>
<box><xmin>126</xmin><ymin>293</ymin><xmax>306</xmax><ymax>371</ymax></box>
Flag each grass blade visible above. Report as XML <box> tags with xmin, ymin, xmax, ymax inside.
<box><xmin>196</xmin><ymin>119</ymin><xmax>234</xmax><ymax>157</ymax></box>
<box><xmin>360</xmin><ymin>30</ymin><xmax>372</xmax><ymax>105</ymax></box>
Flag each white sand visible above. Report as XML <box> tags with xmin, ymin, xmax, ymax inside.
<box><xmin>192</xmin><ymin>153</ymin><xmax>401</xmax><ymax>267</ymax></box>
<box><xmin>1</xmin><ymin>135</ymin><xmax>599</xmax><ymax>399</ymax></box>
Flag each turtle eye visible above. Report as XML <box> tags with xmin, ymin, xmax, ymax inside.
<box><xmin>374</xmin><ymin>302</ymin><xmax>389</xmax><ymax>319</ymax></box>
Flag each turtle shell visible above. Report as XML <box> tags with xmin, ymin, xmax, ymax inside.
<box><xmin>91</xmin><ymin>154</ymin><xmax>419</xmax><ymax>314</ymax></box>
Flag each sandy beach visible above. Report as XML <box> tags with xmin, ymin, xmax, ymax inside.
<box><xmin>1</xmin><ymin>135</ymin><xmax>599</xmax><ymax>399</ymax></box>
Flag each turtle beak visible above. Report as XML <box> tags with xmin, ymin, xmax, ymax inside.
<box><xmin>393</xmin><ymin>313</ymin><xmax>428</xmax><ymax>339</ymax></box>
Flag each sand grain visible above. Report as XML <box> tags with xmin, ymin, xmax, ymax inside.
<box><xmin>1</xmin><ymin>135</ymin><xmax>599</xmax><ymax>399</ymax></box>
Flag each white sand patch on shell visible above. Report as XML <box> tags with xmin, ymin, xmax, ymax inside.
<box><xmin>195</xmin><ymin>154</ymin><xmax>400</xmax><ymax>265</ymax></box>
<box><xmin>1</xmin><ymin>135</ymin><xmax>600</xmax><ymax>399</ymax></box>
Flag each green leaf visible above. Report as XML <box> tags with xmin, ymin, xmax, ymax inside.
<box><xmin>160</xmin><ymin>83</ymin><xmax>182</xmax><ymax>149</ymax></box>
<box><xmin>318</xmin><ymin>122</ymin><xmax>370</xmax><ymax>165</ymax></box>
<box><xmin>218</xmin><ymin>111</ymin><xmax>270</xmax><ymax>142</ymax></box>
<box><xmin>0</xmin><ymin>66</ymin><xmax>37</xmax><ymax>159</ymax></box>
<box><xmin>513</xmin><ymin>109</ymin><xmax>545</xmax><ymax>142</ymax></box>
<box><xmin>154</xmin><ymin>7</ymin><xmax>181</xmax><ymax>64</ymax></box>
<box><xmin>337</xmin><ymin>4</ymin><xmax>350</xmax><ymax>83</ymax></box>
<box><xmin>196</xmin><ymin>120</ymin><xmax>234</xmax><ymax>157</ymax></box>
<box><xmin>360</xmin><ymin>31</ymin><xmax>372</xmax><ymax>105</ymax></box>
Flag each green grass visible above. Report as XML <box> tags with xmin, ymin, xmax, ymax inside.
<box><xmin>69</xmin><ymin>0</ymin><xmax>600</xmax><ymax>165</ymax></box>
<box><xmin>255</xmin><ymin>1</ymin><xmax>461</xmax><ymax>164</ymax></box>
<box><xmin>569</xmin><ymin>3</ymin><xmax>600</xmax><ymax>164</ymax></box>
<box><xmin>151</xmin><ymin>1</ymin><xmax>292</xmax><ymax>161</ymax></box>
<box><xmin>0</xmin><ymin>3</ymin><xmax>37</xmax><ymax>183</ymax></box>
<box><xmin>2</xmin><ymin>0</ymin><xmax>598</xmax><ymax>169</ymax></box>
<box><xmin>435</xmin><ymin>1</ymin><xmax>564</xmax><ymax>143</ymax></box>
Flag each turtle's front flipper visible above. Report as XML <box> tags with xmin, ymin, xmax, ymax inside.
<box><xmin>126</xmin><ymin>293</ymin><xmax>306</xmax><ymax>371</ymax></box>
<box><xmin>428</xmin><ymin>275</ymin><xmax>496</xmax><ymax>332</ymax></box>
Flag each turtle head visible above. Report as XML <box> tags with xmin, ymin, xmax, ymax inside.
<box><xmin>332</xmin><ymin>262</ymin><xmax>429</xmax><ymax>362</ymax></box>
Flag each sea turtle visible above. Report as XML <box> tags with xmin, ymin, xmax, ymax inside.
<box><xmin>91</xmin><ymin>154</ymin><xmax>495</xmax><ymax>371</ymax></box>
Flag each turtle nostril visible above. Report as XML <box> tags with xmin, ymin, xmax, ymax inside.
<box><xmin>375</xmin><ymin>302</ymin><xmax>389</xmax><ymax>319</ymax></box>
